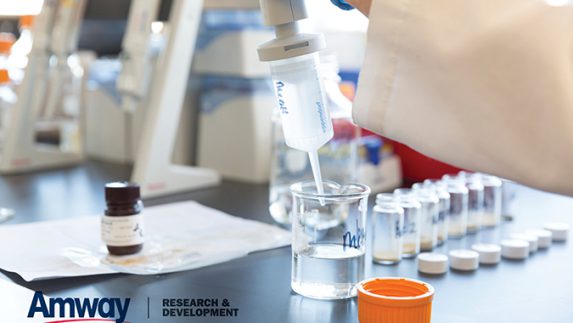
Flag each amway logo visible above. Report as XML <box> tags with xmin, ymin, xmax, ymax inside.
<box><xmin>27</xmin><ymin>291</ymin><xmax>131</xmax><ymax>323</ymax></box>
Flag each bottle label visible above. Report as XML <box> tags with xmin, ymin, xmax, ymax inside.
<box><xmin>101</xmin><ymin>214</ymin><xmax>144</xmax><ymax>247</ymax></box>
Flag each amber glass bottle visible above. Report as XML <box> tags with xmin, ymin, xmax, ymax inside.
<box><xmin>102</xmin><ymin>182</ymin><xmax>144</xmax><ymax>255</ymax></box>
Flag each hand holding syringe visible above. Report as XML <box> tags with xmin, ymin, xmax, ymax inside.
<box><xmin>257</xmin><ymin>0</ymin><xmax>334</xmax><ymax>203</ymax></box>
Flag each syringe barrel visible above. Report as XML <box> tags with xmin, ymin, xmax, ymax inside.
<box><xmin>269</xmin><ymin>52</ymin><xmax>333</xmax><ymax>152</ymax></box>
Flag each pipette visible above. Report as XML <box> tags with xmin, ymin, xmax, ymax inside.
<box><xmin>308</xmin><ymin>150</ymin><xmax>325</xmax><ymax>204</ymax></box>
<box><xmin>257</xmin><ymin>0</ymin><xmax>333</xmax><ymax>201</ymax></box>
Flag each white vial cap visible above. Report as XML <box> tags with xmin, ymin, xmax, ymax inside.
<box><xmin>510</xmin><ymin>233</ymin><xmax>539</xmax><ymax>252</ymax></box>
<box><xmin>471</xmin><ymin>243</ymin><xmax>501</xmax><ymax>265</ymax></box>
<box><xmin>501</xmin><ymin>239</ymin><xmax>529</xmax><ymax>260</ymax></box>
<box><xmin>417</xmin><ymin>253</ymin><xmax>448</xmax><ymax>275</ymax></box>
<box><xmin>544</xmin><ymin>222</ymin><xmax>569</xmax><ymax>242</ymax></box>
<box><xmin>525</xmin><ymin>229</ymin><xmax>552</xmax><ymax>248</ymax></box>
<box><xmin>449</xmin><ymin>249</ymin><xmax>479</xmax><ymax>271</ymax></box>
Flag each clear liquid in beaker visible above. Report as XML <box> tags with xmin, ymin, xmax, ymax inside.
<box><xmin>292</xmin><ymin>244</ymin><xmax>365</xmax><ymax>299</ymax></box>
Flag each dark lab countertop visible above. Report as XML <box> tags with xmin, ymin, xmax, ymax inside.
<box><xmin>0</xmin><ymin>161</ymin><xmax>572</xmax><ymax>323</ymax></box>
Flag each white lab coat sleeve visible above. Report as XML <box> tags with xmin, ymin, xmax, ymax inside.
<box><xmin>353</xmin><ymin>0</ymin><xmax>573</xmax><ymax>196</ymax></box>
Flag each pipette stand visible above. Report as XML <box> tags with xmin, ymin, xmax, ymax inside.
<box><xmin>131</xmin><ymin>0</ymin><xmax>220</xmax><ymax>198</ymax></box>
<box><xmin>0</xmin><ymin>0</ymin><xmax>85</xmax><ymax>174</ymax></box>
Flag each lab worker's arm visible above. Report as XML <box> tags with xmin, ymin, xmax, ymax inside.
<box><xmin>351</xmin><ymin>0</ymin><xmax>573</xmax><ymax>196</ymax></box>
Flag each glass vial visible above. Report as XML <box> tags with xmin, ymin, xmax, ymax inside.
<box><xmin>435</xmin><ymin>185</ymin><xmax>451</xmax><ymax>244</ymax></box>
<box><xmin>420</xmin><ymin>180</ymin><xmax>451</xmax><ymax>245</ymax></box>
<box><xmin>501</xmin><ymin>179</ymin><xmax>518</xmax><ymax>221</ymax></box>
<box><xmin>443</xmin><ymin>176</ymin><xmax>469</xmax><ymax>238</ymax></box>
<box><xmin>465</xmin><ymin>175</ymin><xmax>484</xmax><ymax>233</ymax></box>
<box><xmin>480</xmin><ymin>174</ymin><xmax>502</xmax><ymax>227</ymax></box>
<box><xmin>102</xmin><ymin>182</ymin><xmax>144</xmax><ymax>255</ymax></box>
<box><xmin>372</xmin><ymin>201</ymin><xmax>404</xmax><ymax>265</ymax></box>
<box><xmin>394</xmin><ymin>193</ymin><xmax>422</xmax><ymax>258</ymax></box>
<box><xmin>413</xmin><ymin>188</ymin><xmax>439</xmax><ymax>251</ymax></box>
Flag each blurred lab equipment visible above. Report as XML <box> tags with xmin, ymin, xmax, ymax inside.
<box><xmin>393</xmin><ymin>192</ymin><xmax>421</xmax><ymax>258</ymax></box>
<box><xmin>85</xmin><ymin>0</ymin><xmax>161</xmax><ymax>164</ymax></box>
<box><xmin>290</xmin><ymin>181</ymin><xmax>369</xmax><ymax>299</ymax></box>
<box><xmin>372</xmin><ymin>199</ymin><xmax>403</xmax><ymax>265</ymax></box>
<box><xmin>0</xmin><ymin>0</ymin><xmax>87</xmax><ymax>174</ymax></box>
<box><xmin>0</xmin><ymin>69</ymin><xmax>15</xmax><ymax>133</ymax></box>
<box><xmin>0</xmin><ymin>34</ymin><xmax>15</xmax><ymax>133</ymax></box>
<box><xmin>268</xmin><ymin>54</ymin><xmax>359</xmax><ymax>226</ymax></box>
<box><xmin>196</xmin><ymin>9</ymin><xmax>276</xmax><ymax>183</ymax></box>
<box><xmin>0</xmin><ymin>0</ymin><xmax>44</xmax><ymax>16</ymax></box>
<box><xmin>115</xmin><ymin>0</ymin><xmax>220</xmax><ymax>197</ymax></box>
<box><xmin>0</xmin><ymin>37</ymin><xmax>17</xmax><ymax>223</ymax></box>
<box><xmin>357</xmin><ymin>136</ymin><xmax>402</xmax><ymax>194</ymax></box>
<box><xmin>8</xmin><ymin>16</ymin><xmax>33</xmax><ymax>83</ymax></box>
<box><xmin>42</xmin><ymin>0</ymin><xmax>86</xmax><ymax>119</ymax></box>
<box><xmin>357</xmin><ymin>277</ymin><xmax>434</xmax><ymax>323</ymax></box>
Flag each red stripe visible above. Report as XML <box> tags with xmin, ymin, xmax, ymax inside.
<box><xmin>44</xmin><ymin>319</ymin><xmax>131</xmax><ymax>323</ymax></box>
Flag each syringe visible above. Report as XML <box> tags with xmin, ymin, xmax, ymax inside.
<box><xmin>258</xmin><ymin>0</ymin><xmax>334</xmax><ymax>202</ymax></box>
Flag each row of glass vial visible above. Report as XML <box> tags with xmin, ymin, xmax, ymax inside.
<box><xmin>443</xmin><ymin>172</ymin><xmax>504</xmax><ymax>233</ymax></box>
<box><xmin>372</xmin><ymin>173</ymin><xmax>503</xmax><ymax>264</ymax></box>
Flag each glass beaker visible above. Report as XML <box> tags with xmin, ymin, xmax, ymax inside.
<box><xmin>291</xmin><ymin>181</ymin><xmax>370</xmax><ymax>300</ymax></box>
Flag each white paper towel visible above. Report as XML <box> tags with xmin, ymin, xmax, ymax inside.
<box><xmin>0</xmin><ymin>201</ymin><xmax>290</xmax><ymax>281</ymax></box>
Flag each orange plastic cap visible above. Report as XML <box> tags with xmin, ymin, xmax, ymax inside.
<box><xmin>357</xmin><ymin>277</ymin><xmax>434</xmax><ymax>323</ymax></box>
<box><xmin>20</xmin><ymin>15</ymin><xmax>35</xmax><ymax>28</ymax></box>
<box><xmin>0</xmin><ymin>69</ymin><xmax>10</xmax><ymax>84</ymax></box>
<box><xmin>0</xmin><ymin>33</ymin><xmax>15</xmax><ymax>53</ymax></box>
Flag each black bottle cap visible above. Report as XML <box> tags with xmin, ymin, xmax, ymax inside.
<box><xmin>105</xmin><ymin>182</ymin><xmax>141</xmax><ymax>204</ymax></box>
